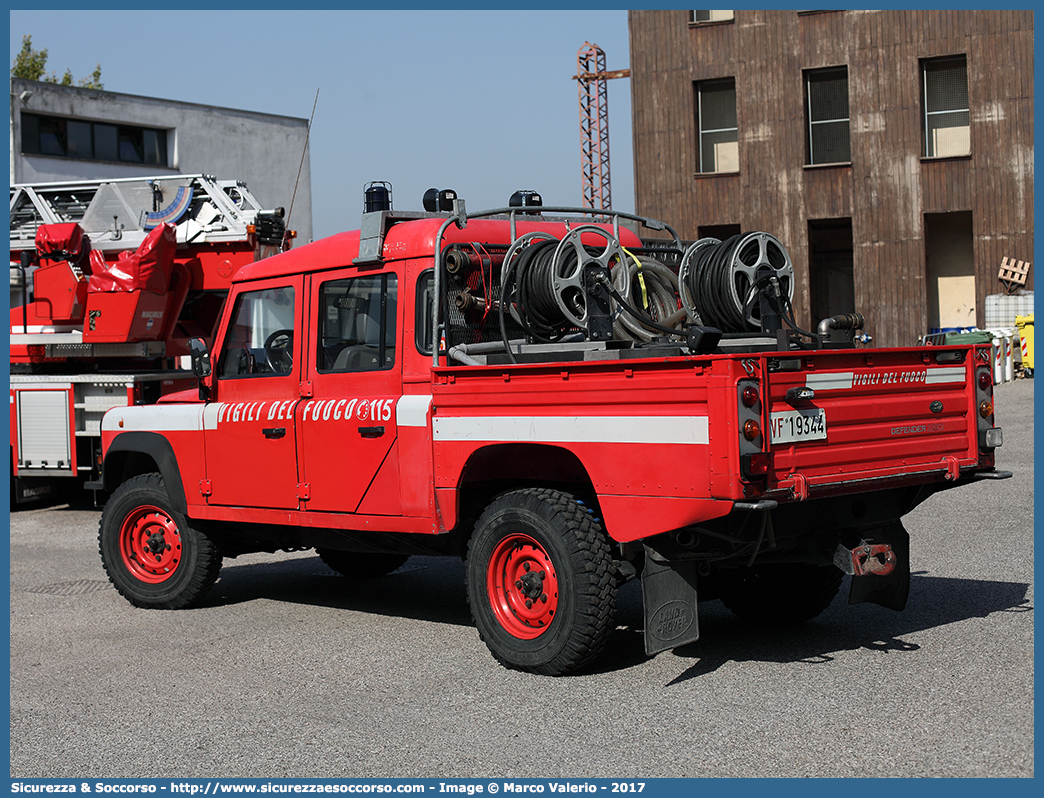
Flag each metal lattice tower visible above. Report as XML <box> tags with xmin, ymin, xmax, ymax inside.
<box><xmin>576</xmin><ymin>43</ymin><xmax>610</xmax><ymax>210</ymax></box>
<box><xmin>575</xmin><ymin>42</ymin><xmax>629</xmax><ymax>211</ymax></box>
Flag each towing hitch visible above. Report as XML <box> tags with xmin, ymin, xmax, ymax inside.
<box><xmin>834</xmin><ymin>541</ymin><xmax>897</xmax><ymax>577</ymax></box>
<box><xmin>843</xmin><ymin>522</ymin><xmax>910</xmax><ymax>611</ymax></box>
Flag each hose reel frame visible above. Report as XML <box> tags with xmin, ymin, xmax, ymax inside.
<box><xmin>431</xmin><ymin>204</ymin><xmax>685</xmax><ymax>367</ymax></box>
<box><xmin>549</xmin><ymin>225</ymin><xmax>623</xmax><ymax>334</ymax></box>
<box><xmin>679</xmin><ymin>232</ymin><xmax>795</xmax><ymax>333</ymax></box>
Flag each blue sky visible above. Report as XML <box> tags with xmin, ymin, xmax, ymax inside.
<box><xmin>10</xmin><ymin>9</ymin><xmax>635</xmax><ymax>240</ymax></box>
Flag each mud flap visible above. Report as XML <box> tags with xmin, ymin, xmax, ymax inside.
<box><xmin>12</xmin><ymin>476</ymin><xmax>59</xmax><ymax>505</ymax></box>
<box><xmin>641</xmin><ymin>545</ymin><xmax>700</xmax><ymax>656</ymax></box>
<box><xmin>846</xmin><ymin>521</ymin><xmax>911</xmax><ymax>611</ymax></box>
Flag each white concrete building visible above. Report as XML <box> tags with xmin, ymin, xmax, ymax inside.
<box><xmin>10</xmin><ymin>78</ymin><xmax>312</xmax><ymax>242</ymax></box>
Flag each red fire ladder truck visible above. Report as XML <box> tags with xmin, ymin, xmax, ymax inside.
<box><xmin>9</xmin><ymin>174</ymin><xmax>292</xmax><ymax>504</ymax></box>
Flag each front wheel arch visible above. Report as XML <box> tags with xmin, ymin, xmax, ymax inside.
<box><xmin>102</xmin><ymin>431</ymin><xmax>188</xmax><ymax>515</ymax></box>
<box><xmin>99</xmin><ymin>472</ymin><xmax>221</xmax><ymax>609</ymax></box>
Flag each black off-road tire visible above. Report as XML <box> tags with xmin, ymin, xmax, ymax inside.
<box><xmin>720</xmin><ymin>563</ymin><xmax>844</xmax><ymax>624</ymax></box>
<box><xmin>98</xmin><ymin>473</ymin><xmax>221</xmax><ymax>609</ymax></box>
<box><xmin>466</xmin><ymin>488</ymin><xmax>617</xmax><ymax>676</ymax></box>
<box><xmin>316</xmin><ymin>549</ymin><xmax>408</xmax><ymax>578</ymax></box>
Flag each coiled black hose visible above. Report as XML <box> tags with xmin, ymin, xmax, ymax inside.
<box><xmin>512</xmin><ymin>238</ymin><xmax>575</xmax><ymax>342</ymax></box>
<box><xmin>501</xmin><ymin>234</ymin><xmax>690</xmax><ymax>350</ymax></box>
<box><xmin>502</xmin><ymin>230</ymin><xmax>800</xmax><ymax>352</ymax></box>
<box><xmin>680</xmin><ymin>233</ymin><xmax>794</xmax><ymax>333</ymax></box>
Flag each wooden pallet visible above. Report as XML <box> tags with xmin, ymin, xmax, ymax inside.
<box><xmin>999</xmin><ymin>256</ymin><xmax>1031</xmax><ymax>293</ymax></box>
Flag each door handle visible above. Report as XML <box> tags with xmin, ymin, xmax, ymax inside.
<box><xmin>358</xmin><ymin>426</ymin><xmax>385</xmax><ymax>438</ymax></box>
<box><xmin>263</xmin><ymin>427</ymin><xmax>286</xmax><ymax>439</ymax></box>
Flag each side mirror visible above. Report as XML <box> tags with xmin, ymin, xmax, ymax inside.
<box><xmin>188</xmin><ymin>337</ymin><xmax>212</xmax><ymax>378</ymax></box>
<box><xmin>188</xmin><ymin>338</ymin><xmax>212</xmax><ymax>401</ymax></box>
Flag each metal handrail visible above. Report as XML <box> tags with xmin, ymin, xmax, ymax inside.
<box><xmin>431</xmin><ymin>204</ymin><xmax>682</xmax><ymax>367</ymax></box>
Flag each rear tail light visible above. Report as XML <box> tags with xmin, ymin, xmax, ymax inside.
<box><xmin>975</xmin><ymin>365</ymin><xmax>1001</xmax><ymax>453</ymax></box>
<box><xmin>737</xmin><ymin>379</ymin><xmax>766</xmax><ymax>483</ymax></box>
<box><xmin>743</xmin><ymin>419</ymin><xmax>761</xmax><ymax>441</ymax></box>
<box><xmin>741</xmin><ymin>452</ymin><xmax>772</xmax><ymax>477</ymax></box>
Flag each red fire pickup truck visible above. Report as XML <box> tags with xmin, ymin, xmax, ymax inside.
<box><xmin>95</xmin><ymin>193</ymin><xmax>1010</xmax><ymax>675</ymax></box>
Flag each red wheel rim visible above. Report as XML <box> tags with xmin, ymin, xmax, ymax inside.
<box><xmin>486</xmin><ymin>533</ymin><xmax>560</xmax><ymax>639</ymax></box>
<box><xmin>118</xmin><ymin>505</ymin><xmax>183</xmax><ymax>584</ymax></box>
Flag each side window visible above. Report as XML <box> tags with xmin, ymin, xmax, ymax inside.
<box><xmin>217</xmin><ymin>286</ymin><xmax>296</xmax><ymax>378</ymax></box>
<box><xmin>415</xmin><ymin>270</ymin><xmax>435</xmax><ymax>355</ymax></box>
<box><xmin>317</xmin><ymin>273</ymin><xmax>397</xmax><ymax>372</ymax></box>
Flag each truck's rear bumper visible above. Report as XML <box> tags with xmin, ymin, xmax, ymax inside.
<box><xmin>761</xmin><ymin>463</ymin><xmax>1007</xmax><ymax>503</ymax></box>
<box><xmin>968</xmin><ymin>469</ymin><xmax>1014</xmax><ymax>480</ymax></box>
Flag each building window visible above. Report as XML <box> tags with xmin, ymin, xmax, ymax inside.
<box><xmin>690</xmin><ymin>11</ymin><xmax>734</xmax><ymax>23</ymax></box>
<box><xmin>20</xmin><ymin>113</ymin><xmax>169</xmax><ymax>166</ymax></box>
<box><xmin>922</xmin><ymin>55</ymin><xmax>970</xmax><ymax>158</ymax></box>
<box><xmin>696</xmin><ymin>79</ymin><xmax>738</xmax><ymax>174</ymax></box>
<box><xmin>806</xmin><ymin>67</ymin><xmax>850</xmax><ymax>165</ymax></box>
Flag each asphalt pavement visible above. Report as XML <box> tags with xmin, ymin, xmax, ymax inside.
<box><xmin>8</xmin><ymin>378</ymin><xmax>1033</xmax><ymax>778</ymax></box>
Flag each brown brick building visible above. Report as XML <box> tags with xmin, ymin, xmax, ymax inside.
<box><xmin>628</xmin><ymin>10</ymin><xmax>1033</xmax><ymax>346</ymax></box>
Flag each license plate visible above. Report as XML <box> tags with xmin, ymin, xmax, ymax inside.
<box><xmin>770</xmin><ymin>407</ymin><xmax>827</xmax><ymax>444</ymax></box>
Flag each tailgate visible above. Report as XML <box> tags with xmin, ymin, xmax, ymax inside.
<box><xmin>761</xmin><ymin>346</ymin><xmax>994</xmax><ymax>495</ymax></box>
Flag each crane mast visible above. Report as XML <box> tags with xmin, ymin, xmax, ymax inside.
<box><xmin>575</xmin><ymin>42</ymin><xmax>629</xmax><ymax>210</ymax></box>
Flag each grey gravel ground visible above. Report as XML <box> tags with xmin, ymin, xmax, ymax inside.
<box><xmin>9</xmin><ymin>378</ymin><xmax>1033</xmax><ymax>778</ymax></box>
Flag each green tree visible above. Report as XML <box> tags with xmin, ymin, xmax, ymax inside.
<box><xmin>80</xmin><ymin>64</ymin><xmax>103</xmax><ymax>90</ymax></box>
<box><xmin>11</xmin><ymin>35</ymin><xmax>47</xmax><ymax>81</ymax></box>
<box><xmin>11</xmin><ymin>35</ymin><xmax>102</xmax><ymax>90</ymax></box>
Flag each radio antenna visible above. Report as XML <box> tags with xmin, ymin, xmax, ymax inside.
<box><xmin>285</xmin><ymin>88</ymin><xmax>319</xmax><ymax>243</ymax></box>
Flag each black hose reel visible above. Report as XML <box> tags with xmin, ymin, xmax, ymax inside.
<box><xmin>498</xmin><ymin>227</ymin><xmax>619</xmax><ymax>344</ymax></box>
<box><xmin>497</xmin><ymin>227</ymin><xmax>797</xmax><ymax>358</ymax></box>
<box><xmin>679</xmin><ymin>232</ymin><xmax>795</xmax><ymax>334</ymax></box>
<box><xmin>549</xmin><ymin>226</ymin><xmax>620</xmax><ymax>341</ymax></box>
